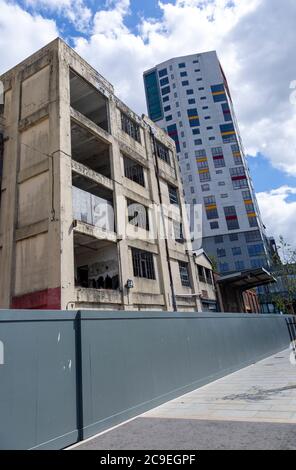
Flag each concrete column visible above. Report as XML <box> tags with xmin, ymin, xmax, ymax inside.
<box><xmin>57</xmin><ymin>42</ymin><xmax>75</xmax><ymax>309</ymax></box>
<box><xmin>0</xmin><ymin>74</ymin><xmax>21</xmax><ymax>308</ymax></box>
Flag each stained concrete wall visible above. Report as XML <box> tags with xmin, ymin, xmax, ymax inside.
<box><xmin>0</xmin><ymin>310</ymin><xmax>294</xmax><ymax>450</ymax></box>
<box><xmin>0</xmin><ymin>38</ymin><xmax>209</xmax><ymax>312</ymax></box>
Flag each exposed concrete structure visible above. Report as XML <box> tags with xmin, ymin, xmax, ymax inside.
<box><xmin>0</xmin><ymin>38</ymin><xmax>216</xmax><ymax>312</ymax></box>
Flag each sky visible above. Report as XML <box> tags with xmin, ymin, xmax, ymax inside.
<box><xmin>1</xmin><ymin>0</ymin><xmax>296</xmax><ymax>247</ymax></box>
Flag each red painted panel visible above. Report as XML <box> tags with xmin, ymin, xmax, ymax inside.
<box><xmin>11</xmin><ymin>287</ymin><xmax>61</xmax><ymax>310</ymax></box>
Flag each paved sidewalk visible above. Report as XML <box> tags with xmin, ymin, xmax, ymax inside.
<box><xmin>71</xmin><ymin>349</ymin><xmax>296</xmax><ymax>450</ymax></box>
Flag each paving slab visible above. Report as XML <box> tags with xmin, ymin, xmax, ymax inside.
<box><xmin>70</xmin><ymin>348</ymin><xmax>296</xmax><ymax>450</ymax></box>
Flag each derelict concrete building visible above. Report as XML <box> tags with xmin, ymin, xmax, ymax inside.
<box><xmin>0</xmin><ymin>39</ymin><xmax>216</xmax><ymax>312</ymax></box>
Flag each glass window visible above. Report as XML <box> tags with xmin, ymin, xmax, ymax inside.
<box><xmin>210</xmin><ymin>221</ymin><xmax>219</xmax><ymax>230</ymax></box>
<box><xmin>180</xmin><ymin>71</ymin><xmax>187</xmax><ymax>77</ymax></box>
<box><xmin>179</xmin><ymin>262</ymin><xmax>191</xmax><ymax>287</ymax></box>
<box><xmin>186</xmin><ymin>89</ymin><xmax>194</xmax><ymax>95</ymax></box>
<box><xmin>132</xmin><ymin>248</ymin><xmax>155</xmax><ymax>279</ymax></box>
<box><xmin>251</xmin><ymin>259</ymin><xmax>266</xmax><ymax>269</ymax></box>
<box><xmin>161</xmin><ymin>86</ymin><xmax>171</xmax><ymax>96</ymax></box>
<box><xmin>224</xmin><ymin>206</ymin><xmax>240</xmax><ymax>230</ymax></box>
<box><xmin>199</xmin><ymin>172</ymin><xmax>211</xmax><ymax>182</ymax></box>
<box><xmin>219</xmin><ymin>262</ymin><xmax>229</xmax><ymax>273</ymax></box>
<box><xmin>156</xmin><ymin>140</ymin><xmax>170</xmax><ymax>165</ymax></box>
<box><xmin>144</xmin><ymin>70</ymin><xmax>163</xmax><ymax>121</ymax></box>
<box><xmin>158</xmin><ymin>68</ymin><xmax>168</xmax><ymax>78</ymax></box>
<box><xmin>217</xmin><ymin>248</ymin><xmax>226</xmax><ymax>258</ymax></box>
<box><xmin>229</xmin><ymin>233</ymin><xmax>239</xmax><ymax>241</ymax></box>
<box><xmin>160</xmin><ymin>77</ymin><xmax>169</xmax><ymax>87</ymax></box>
<box><xmin>164</xmin><ymin>105</ymin><xmax>171</xmax><ymax>112</ymax></box>
<box><xmin>215</xmin><ymin>235</ymin><xmax>224</xmax><ymax>244</ymax></box>
<box><xmin>235</xmin><ymin>260</ymin><xmax>245</xmax><ymax>271</ymax></box>
<box><xmin>168</xmin><ymin>184</ymin><xmax>179</xmax><ymax>205</ymax></box>
<box><xmin>233</xmin><ymin>179</ymin><xmax>248</xmax><ymax>189</ymax></box>
<box><xmin>245</xmin><ymin>231</ymin><xmax>261</xmax><ymax>243</ymax></box>
<box><xmin>121</xmin><ymin>112</ymin><xmax>141</xmax><ymax>143</ymax></box>
<box><xmin>124</xmin><ymin>156</ymin><xmax>145</xmax><ymax>187</ymax></box>
<box><xmin>165</xmin><ymin>115</ymin><xmax>173</xmax><ymax>122</ymax></box>
<box><xmin>248</xmin><ymin>244</ymin><xmax>265</xmax><ymax>257</ymax></box>
<box><xmin>232</xmin><ymin>247</ymin><xmax>242</xmax><ymax>256</ymax></box>
<box><xmin>127</xmin><ymin>199</ymin><xmax>149</xmax><ymax>230</ymax></box>
<box><xmin>178</xmin><ymin>63</ymin><xmax>186</xmax><ymax>68</ymax></box>
<box><xmin>182</xmin><ymin>80</ymin><xmax>189</xmax><ymax>86</ymax></box>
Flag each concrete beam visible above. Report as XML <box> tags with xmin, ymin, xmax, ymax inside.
<box><xmin>70</xmin><ymin>107</ymin><xmax>112</xmax><ymax>146</ymax></box>
<box><xmin>71</xmin><ymin>160</ymin><xmax>114</xmax><ymax>192</ymax></box>
<box><xmin>74</xmin><ymin>220</ymin><xmax>117</xmax><ymax>243</ymax></box>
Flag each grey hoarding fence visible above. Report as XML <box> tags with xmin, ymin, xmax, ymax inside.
<box><xmin>0</xmin><ymin>310</ymin><xmax>295</xmax><ymax>450</ymax></box>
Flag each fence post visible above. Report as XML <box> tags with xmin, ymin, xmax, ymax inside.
<box><xmin>75</xmin><ymin>311</ymin><xmax>84</xmax><ymax>443</ymax></box>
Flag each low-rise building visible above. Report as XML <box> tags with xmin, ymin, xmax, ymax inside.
<box><xmin>0</xmin><ymin>38</ymin><xmax>217</xmax><ymax>312</ymax></box>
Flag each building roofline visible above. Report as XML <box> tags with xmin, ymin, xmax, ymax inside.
<box><xmin>143</xmin><ymin>50</ymin><xmax>218</xmax><ymax>76</ymax></box>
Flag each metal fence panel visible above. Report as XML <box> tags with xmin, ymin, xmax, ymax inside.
<box><xmin>0</xmin><ymin>310</ymin><xmax>294</xmax><ymax>449</ymax></box>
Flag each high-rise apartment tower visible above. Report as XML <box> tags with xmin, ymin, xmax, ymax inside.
<box><xmin>144</xmin><ymin>52</ymin><xmax>271</xmax><ymax>275</ymax></box>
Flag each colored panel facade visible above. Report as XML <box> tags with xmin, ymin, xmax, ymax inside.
<box><xmin>144</xmin><ymin>51</ymin><xmax>271</xmax><ymax>275</ymax></box>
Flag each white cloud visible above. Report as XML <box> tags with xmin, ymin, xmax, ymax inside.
<box><xmin>0</xmin><ymin>0</ymin><xmax>58</xmax><ymax>74</ymax></box>
<box><xmin>24</xmin><ymin>0</ymin><xmax>92</xmax><ymax>32</ymax></box>
<box><xmin>73</xmin><ymin>0</ymin><xmax>296</xmax><ymax>177</ymax></box>
<box><xmin>257</xmin><ymin>186</ymin><xmax>296</xmax><ymax>247</ymax></box>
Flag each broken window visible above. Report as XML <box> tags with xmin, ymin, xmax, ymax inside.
<box><xmin>179</xmin><ymin>262</ymin><xmax>191</xmax><ymax>287</ymax></box>
<box><xmin>124</xmin><ymin>156</ymin><xmax>145</xmax><ymax>187</ymax></box>
<box><xmin>127</xmin><ymin>199</ymin><xmax>149</xmax><ymax>231</ymax></box>
<box><xmin>132</xmin><ymin>248</ymin><xmax>155</xmax><ymax>279</ymax></box>
<box><xmin>168</xmin><ymin>184</ymin><xmax>179</xmax><ymax>205</ymax></box>
<box><xmin>155</xmin><ymin>140</ymin><xmax>170</xmax><ymax>165</ymax></box>
<box><xmin>121</xmin><ymin>112</ymin><xmax>141</xmax><ymax>143</ymax></box>
<box><xmin>72</xmin><ymin>173</ymin><xmax>114</xmax><ymax>232</ymax></box>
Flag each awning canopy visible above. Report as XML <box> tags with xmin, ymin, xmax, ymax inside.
<box><xmin>217</xmin><ymin>267</ymin><xmax>276</xmax><ymax>290</ymax></box>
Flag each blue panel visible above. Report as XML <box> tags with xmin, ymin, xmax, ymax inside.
<box><xmin>222</xmin><ymin>102</ymin><xmax>232</xmax><ymax>121</ymax></box>
<box><xmin>211</xmin><ymin>84</ymin><xmax>225</xmax><ymax>93</ymax></box>
<box><xmin>144</xmin><ymin>71</ymin><xmax>163</xmax><ymax>121</ymax></box>
<box><xmin>167</xmin><ymin>124</ymin><xmax>180</xmax><ymax>153</ymax></box>
<box><xmin>161</xmin><ymin>86</ymin><xmax>171</xmax><ymax>96</ymax></box>
<box><xmin>160</xmin><ymin>77</ymin><xmax>169</xmax><ymax>86</ymax></box>
<box><xmin>220</xmin><ymin>123</ymin><xmax>235</xmax><ymax>133</ymax></box>
<box><xmin>158</xmin><ymin>68</ymin><xmax>168</xmax><ymax>78</ymax></box>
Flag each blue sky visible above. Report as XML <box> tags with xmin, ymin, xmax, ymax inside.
<box><xmin>1</xmin><ymin>0</ymin><xmax>296</xmax><ymax>244</ymax></box>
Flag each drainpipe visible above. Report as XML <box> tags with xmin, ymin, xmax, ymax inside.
<box><xmin>149</xmin><ymin>126</ymin><xmax>177</xmax><ymax>312</ymax></box>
